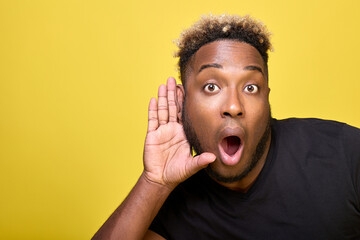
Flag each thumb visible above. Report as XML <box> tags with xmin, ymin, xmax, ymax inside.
<box><xmin>188</xmin><ymin>152</ymin><xmax>216</xmax><ymax>175</ymax></box>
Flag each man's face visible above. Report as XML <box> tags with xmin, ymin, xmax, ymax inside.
<box><xmin>181</xmin><ymin>40</ymin><xmax>271</xmax><ymax>184</ymax></box>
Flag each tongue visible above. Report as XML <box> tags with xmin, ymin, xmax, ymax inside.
<box><xmin>223</xmin><ymin>136</ymin><xmax>240</xmax><ymax>156</ymax></box>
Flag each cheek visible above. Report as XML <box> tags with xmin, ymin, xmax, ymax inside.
<box><xmin>244</xmin><ymin>91</ymin><xmax>270</xmax><ymax>115</ymax></box>
<box><xmin>186</xmin><ymin>97</ymin><xmax>220</xmax><ymax>147</ymax></box>
<box><xmin>243</xmin><ymin>98</ymin><xmax>270</xmax><ymax>128</ymax></box>
<box><xmin>247</xmin><ymin>102</ymin><xmax>269</xmax><ymax>119</ymax></box>
<box><xmin>186</xmin><ymin>93</ymin><xmax>220</xmax><ymax>121</ymax></box>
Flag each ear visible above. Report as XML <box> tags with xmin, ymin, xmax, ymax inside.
<box><xmin>176</xmin><ymin>84</ymin><xmax>185</xmax><ymax>123</ymax></box>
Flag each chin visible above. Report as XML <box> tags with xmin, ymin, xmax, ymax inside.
<box><xmin>206</xmin><ymin>120</ymin><xmax>271</xmax><ymax>184</ymax></box>
<box><xmin>206</xmin><ymin>156</ymin><xmax>254</xmax><ymax>183</ymax></box>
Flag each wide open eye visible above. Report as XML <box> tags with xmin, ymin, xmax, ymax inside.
<box><xmin>204</xmin><ymin>83</ymin><xmax>220</xmax><ymax>93</ymax></box>
<box><xmin>244</xmin><ymin>84</ymin><xmax>259</xmax><ymax>93</ymax></box>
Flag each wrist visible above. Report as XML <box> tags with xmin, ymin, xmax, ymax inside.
<box><xmin>140</xmin><ymin>171</ymin><xmax>177</xmax><ymax>193</ymax></box>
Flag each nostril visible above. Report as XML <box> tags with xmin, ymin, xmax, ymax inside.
<box><xmin>223</xmin><ymin>111</ymin><xmax>242</xmax><ymax>117</ymax></box>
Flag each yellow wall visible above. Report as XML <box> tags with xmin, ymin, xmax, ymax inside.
<box><xmin>1</xmin><ymin>0</ymin><xmax>359</xmax><ymax>239</ymax></box>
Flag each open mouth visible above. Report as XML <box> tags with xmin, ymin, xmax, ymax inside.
<box><xmin>217</xmin><ymin>128</ymin><xmax>244</xmax><ymax>166</ymax></box>
<box><xmin>220</xmin><ymin>136</ymin><xmax>241</xmax><ymax>157</ymax></box>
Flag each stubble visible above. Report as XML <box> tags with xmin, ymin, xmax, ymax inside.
<box><xmin>182</xmin><ymin>100</ymin><xmax>272</xmax><ymax>184</ymax></box>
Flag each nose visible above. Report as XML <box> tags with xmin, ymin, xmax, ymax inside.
<box><xmin>221</xmin><ymin>88</ymin><xmax>243</xmax><ymax>118</ymax></box>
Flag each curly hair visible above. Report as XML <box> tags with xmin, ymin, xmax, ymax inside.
<box><xmin>175</xmin><ymin>14</ymin><xmax>272</xmax><ymax>86</ymax></box>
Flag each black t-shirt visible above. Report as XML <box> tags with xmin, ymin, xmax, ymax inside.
<box><xmin>149</xmin><ymin>118</ymin><xmax>360</xmax><ymax>240</ymax></box>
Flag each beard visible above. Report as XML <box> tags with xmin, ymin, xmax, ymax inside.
<box><xmin>182</xmin><ymin>100</ymin><xmax>272</xmax><ymax>184</ymax></box>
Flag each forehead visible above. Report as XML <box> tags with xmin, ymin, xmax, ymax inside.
<box><xmin>190</xmin><ymin>40</ymin><xmax>265</xmax><ymax>72</ymax></box>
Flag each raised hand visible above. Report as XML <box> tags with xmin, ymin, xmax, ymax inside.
<box><xmin>92</xmin><ymin>77</ymin><xmax>215</xmax><ymax>240</ymax></box>
<box><xmin>143</xmin><ymin>77</ymin><xmax>216</xmax><ymax>189</ymax></box>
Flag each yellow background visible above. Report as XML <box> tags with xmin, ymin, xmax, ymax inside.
<box><xmin>1</xmin><ymin>0</ymin><xmax>359</xmax><ymax>239</ymax></box>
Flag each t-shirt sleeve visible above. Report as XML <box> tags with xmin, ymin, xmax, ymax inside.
<box><xmin>149</xmin><ymin>212</ymin><xmax>168</xmax><ymax>239</ymax></box>
<box><xmin>341</xmin><ymin>123</ymin><xmax>360</xmax><ymax>208</ymax></box>
<box><xmin>148</xmin><ymin>188</ymin><xmax>180</xmax><ymax>240</ymax></box>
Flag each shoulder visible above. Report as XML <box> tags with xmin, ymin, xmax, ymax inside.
<box><xmin>274</xmin><ymin>117</ymin><xmax>347</xmax><ymax>130</ymax></box>
<box><xmin>270</xmin><ymin>118</ymin><xmax>360</xmax><ymax>167</ymax></box>
<box><xmin>272</xmin><ymin>118</ymin><xmax>357</xmax><ymax>141</ymax></box>
<box><xmin>272</xmin><ymin>117</ymin><xmax>360</xmax><ymax>185</ymax></box>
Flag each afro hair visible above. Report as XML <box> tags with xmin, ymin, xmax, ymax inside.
<box><xmin>175</xmin><ymin>14</ymin><xmax>272</xmax><ymax>85</ymax></box>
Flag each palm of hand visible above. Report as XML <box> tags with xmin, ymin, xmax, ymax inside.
<box><xmin>142</xmin><ymin>78</ymin><xmax>215</xmax><ymax>189</ymax></box>
<box><xmin>144</xmin><ymin>122</ymin><xmax>193</xmax><ymax>187</ymax></box>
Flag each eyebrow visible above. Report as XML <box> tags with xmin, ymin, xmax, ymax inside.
<box><xmin>198</xmin><ymin>63</ymin><xmax>264</xmax><ymax>75</ymax></box>
<box><xmin>198</xmin><ymin>63</ymin><xmax>223</xmax><ymax>73</ymax></box>
<box><xmin>243</xmin><ymin>65</ymin><xmax>264</xmax><ymax>74</ymax></box>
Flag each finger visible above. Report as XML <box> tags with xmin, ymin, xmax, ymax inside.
<box><xmin>187</xmin><ymin>153</ymin><xmax>216</xmax><ymax>175</ymax></box>
<box><xmin>158</xmin><ymin>84</ymin><xmax>168</xmax><ymax>125</ymax></box>
<box><xmin>167</xmin><ymin>77</ymin><xmax>177</xmax><ymax>122</ymax></box>
<box><xmin>147</xmin><ymin>97</ymin><xmax>159</xmax><ymax>133</ymax></box>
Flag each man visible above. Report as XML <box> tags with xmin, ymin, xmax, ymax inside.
<box><xmin>93</xmin><ymin>14</ymin><xmax>360</xmax><ymax>239</ymax></box>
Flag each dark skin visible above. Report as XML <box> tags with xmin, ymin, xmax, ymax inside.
<box><xmin>182</xmin><ymin>40</ymin><xmax>272</xmax><ymax>191</ymax></box>
<box><xmin>93</xmin><ymin>40</ymin><xmax>272</xmax><ymax>239</ymax></box>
